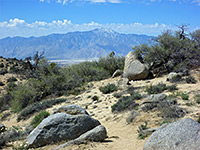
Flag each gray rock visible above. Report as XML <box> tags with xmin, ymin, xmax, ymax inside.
<box><xmin>140</xmin><ymin>94</ymin><xmax>167</xmax><ymax>105</ymax></box>
<box><xmin>167</xmin><ymin>72</ymin><xmax>182</xmax><ymax>82</ymax></box>
<box><xmin>123</xmin><ymin>51</ymin><xmax>149</xmax><ymax>81</ymax></box>
<box><xmin>117</xmin><ymin>77</ymin><xmax>129</xmax><ymax>90</ymax></box>
<box><xmin>143</xmin><ymin>118</ymin><xmax>200</xmax><ymax>150</ymax></box>
<box><xmin>112</xmin><ymin>69</ymin><xmax>123</xmax><ymax>78</ymax></box>
<box><xmin>53</xmin><ymin>104</ymin><xmax>89</xmax><ymax>115</ymax></box>
<box><xmin>54</xmin><ymin>125</ymin><xmax>107</xmax><ymax>150</ymax></box>
<box><xmin>78</xmin><ymin>125</ymin><xmax>107</xmax><ymax>142</ymax></box>
<box><xmin>139</xmin><ymin>94</ymin><xmax>168</xmax><ymax>112</ymax></box>
<box><xmin>27</xmin><ymin>113</ymin><xmax>100</xmax><ymax>148</ymax></box>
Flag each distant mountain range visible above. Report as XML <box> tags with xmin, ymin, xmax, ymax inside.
<box><xmin>0</xmin><ymin>28</ymin><xmax>154</xmax><ymax>60</ymax></box>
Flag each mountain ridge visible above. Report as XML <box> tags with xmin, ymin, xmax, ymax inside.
<box><xmin>0</xmin><ymin>28</ymin><xmax>154</xmax><ymax>60</ymax></box>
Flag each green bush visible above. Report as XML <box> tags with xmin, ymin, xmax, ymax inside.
<box><xmin>97</xmin><ymin>56</ymin><xmax>125</xmax><ymax>76</ymax></box>
<box><xmin>137</xmin><ymin>121</ymin><xmax>148</xmax><ymax>140</ymax></box>
<box><xmin>166</xmin><ymin>84</ymin><xmax>178</xmax><ymax>92</ymax></box>
<box><xmin>17</xmin><ymin>98</ymin><xmax>66</xmax><ymax>121</ymax></box>
<box><xmin>111</xmin><ymin>92</ymin><xmax>141</xmax><ymax>112</ymax></box>
<box><xmin>31</xmin><ymin>110</ymin><xmax>50</xmax><ymax>128</ymax></box>
<box><xmin>134</xmin><ymin>29</ymin><xmax>200</xmax><ymax>76</ymax></box>
<box><xmin>10</xmin><ymin>83</ymin><xmax>39</xmax><ymax>112</ymax></box>
<box><xmin>3</xmin><ymin>55</ymin><xmax>125</xmax><ymax>113</ymax></box>
<box><xmin>145</xmin><ymin>83</ymin><xmax>167</xmax><ymax>94</ymax></box>
<box><xmin>180</xmin><ymin>93</ymin><xmax>189</xmax><ymax>100</ymax></box>
<box><xmin>186</xmin><ymin>76</ymin><xmax>197</xmax><ymax>84</ymax></box>
<box><xmin>7</xmin><ymin>77</ymin><xmax>17</xmax><ymax>82</ymax></box>
<box><xmin>99</xmin><ymin>83</ymin><xmax>117</xmax><ymax>94</ymax></box>
<box><xmin>194</xmin><ymin>94</ymin><xmax>200</xmax><ymax>104</ymax></box>
<box><xmin>185</xmin><ymin>102</ymin><xmax>193</xmax><ymax>106</ymax></box>
<box><xmin>92</xmin><ymin>95</ymin><xmax>99</xmax><ymax>101</ymax></box>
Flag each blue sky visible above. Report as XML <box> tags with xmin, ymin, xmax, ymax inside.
<box><xmin>0</xmin><ymin>0</ymin><xmax>200</xmax><ymax>38</ymax></box>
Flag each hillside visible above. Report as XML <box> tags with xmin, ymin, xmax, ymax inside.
<box><xmin>1</xmin><ymin>70</ymin><xmax>200</xmax><ymax>150</ymax></box>
<box><xmin>1</xmin><ymin>29</ymin><xmax>200</xmax><ymax>150</ymax></box>
<box><xmin>0</xmin><ymin>28</ymin><xmax>153</xmax><ymax>60</ymax></box>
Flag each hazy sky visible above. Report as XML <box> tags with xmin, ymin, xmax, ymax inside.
<box><xmin>0</xmin><ymin>0</ymin><xmax>200</xmax><ymax>38</ymax></box>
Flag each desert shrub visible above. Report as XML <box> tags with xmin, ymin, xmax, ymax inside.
<box><xmin>194</xmin><ymin>94</ymin><xmax>200</xmax><ymax>104</ymax></box>
<box><xmin>186</xmin><ymin>76</ymin><xmax>197</xmax><ymax>84</ymax></box>
<box><xmin>180</xmin><ymin>93</ymin><xmax>189</xmax><ymax>100</ymax></box>
<box><xmin>185</xmin><ymin>102</ymin><xmax>194</xmax><ymax>106</ymax></box>
<box><xmin>0</xmin><ymin>81</ymin><xmax>4</xmax><ymax>86</ymax></box>
<box><xmin>166</xmin><ymin>84</ymin><xmax>178</xmax><ymax>92</ymax></box>
<box><xmin>0</xmin><ymin>126</ymin><xmax>27</xmax><ymax>148</ymax></box>
<box><xmin>111</xmin><ymin>92</ymin><xmax>141</xmax><ymax>112</ymax></box>
<box><xmin>159</xmin><ymin>105</ymin><xmax>186</xmax><ymax>119</ymax></box>
<box><xmin>7</xmin><ymin>77</ymin><xmax>17</xmax><ymax>82</ymax></box>
<box><xmin>31</xmin><ymin>110</ymin><xmax>50</xmax><ymax>128</ymax></box>
<box><xmin>145</xmin><ymin>83</ymin><xmax>167</xmax><ymax>94</ymax></box>
<box><xmin>99</xmin><ymin>83</ymin><xmax>117</xmax><ymax>94</ymax></box>
<box><xmin>97</xmin><ymin>56</ymin><xmax>125</xmax><ymax>76</ymax></box>
<box><xmin>92</xmin><ymin>95</ymin><xmax>99</xmax><ymax>101</ymax></box>
<box><xmin>10</xmin><ymin>81</ymin><xmax>40</xmax><ymax>112</ymax></box>
<box><xmin>134</xmin><ymin>29</ymin><xmax>200</xmax><ymax>76</ymax></box>
<box><xmin>17</xmin><ymin>98</ymin><xmax>65</xmax><ymax>121</ymax></box>
<box><xmin>137</xmin><ymin>121</ymin><xmax>148</xmax><ymax>139</ymax></box>
<box><xmin>0</xmin><ymin>112</ymin><xmax>11</xmax><ymax>121</ymax></box>
<box><xmin>61</xmin><ymin>61</ymin><xmax>110</xmax><ymax>94</ymax></box>
<box><xmin>4</xmin><ymin>55</ymin><xmax>124</xmax><ymax>112</ymax></box>
<box><xmin>12</xmin><ymin>142</ymin><xmax>29</xmax><ymax>150</ymax></box>
<box><xmin>113</xmin><ymin>92</ymin><xmax>124</xmax><ymax>98</ymax></box>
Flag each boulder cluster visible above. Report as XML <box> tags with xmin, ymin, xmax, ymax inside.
<box><xmin>27</xmin><ymin>104</ymin><xmax>107</xmax><ymax>149</ymax></box>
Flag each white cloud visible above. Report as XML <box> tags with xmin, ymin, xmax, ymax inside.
<box><xmin>193</xmin><ymin>0</ymin><xmax>200</xmax><ymax>5</ymax></box>
<box><xmin>0</xmin><ymin>18</ymin><xmax>184</xmax><ymax>39</ymax></box>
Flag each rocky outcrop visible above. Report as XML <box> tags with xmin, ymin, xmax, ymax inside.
<box><xmin>123</xmin><ymin>51</ymin><xmax>149</xmax><ymax>81</ymax></box>
<box><xmin>54</xmin><ymin>125</ymin><xmax>107</xmax><ymax>150</ymax></box>
<box><xmin>27</xmin><ymin>105</ymin><xmax>107</xmax><ymax>148</ymax></box>
<box><xmin>143</xmin><ymin>118</ymin><xmax>200</xmax><ymax>150</ymax></box>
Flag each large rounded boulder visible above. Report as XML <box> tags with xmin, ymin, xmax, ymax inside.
<box><xmin>123</xmin><ymin>51</ymin><xmax>149</xmax><ymax>81</ymax></box>
<box><xmin>143</xmin><ymin>118</ymin><xmax>200</xmax><ymax>150</ymax></box>
<box><xmin>27</xmin><ymin>107</ymin><xmax>101</xmax><ymax>148</ymax></box>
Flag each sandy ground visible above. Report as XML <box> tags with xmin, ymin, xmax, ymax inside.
<box><xmin>1</xmin><ymin>71</ymin><xmax>200</xmax><ymax>150</ymax></box>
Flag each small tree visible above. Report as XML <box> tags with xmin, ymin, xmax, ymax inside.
<box><xmin>33</xmin><ymin>51</ymin><xmax>44</xmax><ymax>66</ymax></box>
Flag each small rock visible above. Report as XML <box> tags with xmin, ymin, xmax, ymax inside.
<box><xmin>167</xmin><ymin>72</ymin><xmax>182</xmax><ymax>82</ymax></box>
<box><xmin>92</xmin><ymin>105</ymin><xmax>98</xmax><ymax>109</ymax></box>
<box><xmin>117</xmin><ymin>77</ymin><xmax>129</xmax><ymax>90</ymax></box>
<box><xmin>54</xmin><ymin>125</ymin><xmax>107</xmax><ymax>150</ymax></box>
